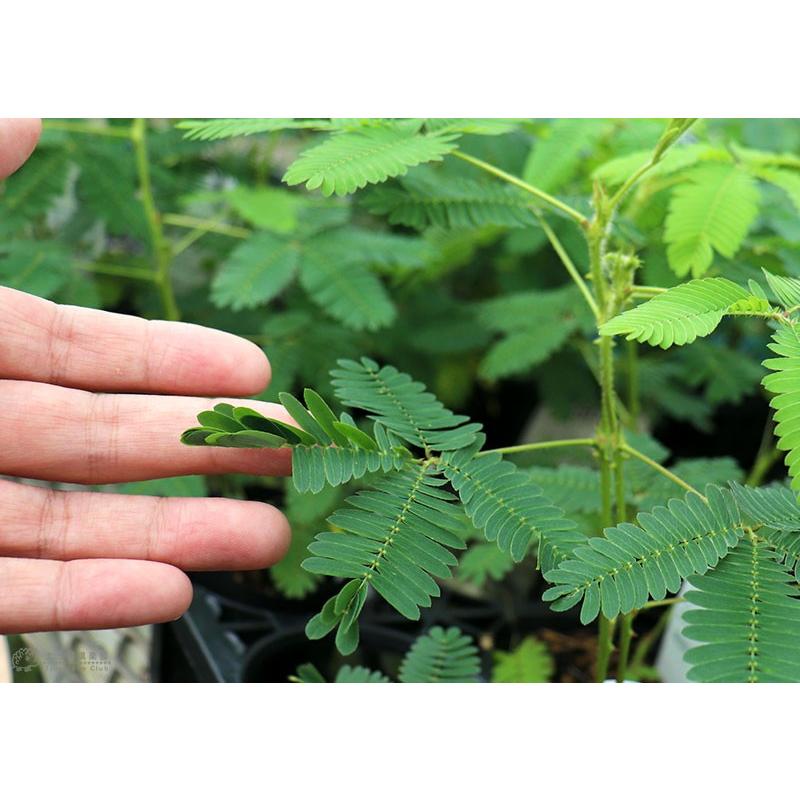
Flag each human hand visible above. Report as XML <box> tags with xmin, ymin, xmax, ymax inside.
<box><xmin>0</xmin><ymin>120</ymin><xmax>292</xmax><ymax>634</ymax></box>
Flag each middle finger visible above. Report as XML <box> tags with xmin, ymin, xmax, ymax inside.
<box><xmin>0</xmin><ymin>379</ymin><xmax>293</xmax><ymax>483</ymax></box>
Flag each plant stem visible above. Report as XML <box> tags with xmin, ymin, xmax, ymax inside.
<box><xmin>74</xmin><ymin>261</ymin><xmax>156</xmax><ymax>282</ymax></box>
<box><xmin>626</xmin><ymin>339</ymin><xmax>640</xmax><ymax>430</ymax></box>
<box><xmin>595</xmin><ymin>616</ymin><xmax>615</xmax><ymax>682</ymax></box>
<box><xmin>630</xmin><ymin>285</ymin><xmax>667</xmax><ymax>298</ymax></box>
<box><xmin>746</xmin><ymin>414</ymin><xmax>780</xmax><ymax>486</ymax></box>
<box><xmin>131</xmin><ymin>118</ymin><xmax>180</xmax><ymax>321</ymax></box>
<box><xmin>478</xmin><ymin>438</ymin><xmax>597</xmax><ymax>457</ymax></box>
<box><xmin>162</xmin><ymin>213</ymin><xmax>250</xmax><ymax>239</ymax></box>
<box><xmin>536</xmin><ymin>211</ymin><xmax>600</xmax><ymax>320</ymax></box>
<box><xmin>452</xmin><ymin>150</ymin><xmax>588</xmax><ymax>227</ymax></box>
<box><xmin>641</xmin><ymin>597</ymin><xmax>684</xmax><ymax>611</ymax></box>
<box><xmin>43</xmin><ymin>119</ymin><xmax>133</xmax><ymax>139</ymax></box>
<box><xmin>620</xmin><ymin>443</ymin><xmax>704</xmax><ymax>498</ymax></box>
<box><xmin>172</xmin><ymin>212</ymin><xmax>232</xmax><ymax>256</ymax></box>
<box><xmin>629</xmin><ymin>604</ymin><xmax>672</xmax><ymax>675</ymax></box>
<box><xmin>616</xmin><ymin>612</ymin><xmax>634</xmax><ymax>682</ymax></box>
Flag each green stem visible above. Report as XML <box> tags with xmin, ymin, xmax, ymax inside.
<box><xmin>641</xmin><ymin>597</ymin><xmax>684</xmax><ymax>611</ymax></box>
<box><xmin>745</xmin><ymin>414</ymin><xmax>780</xmax><ymax>486</ymax></box>
<box><xmin>478</xmin><ymin>438</ymin><xmax>596</xmax><ymax>457</ymax></box>
<box><xmin>629</xmin><ymin>605</ymin><xmax>672</xmax><ymax>674</ymax></box>
<box><xmin>74</xmin><ymin>262</ymin><xmax>156</xmax><ymax>282</ymax></box>
<box><xmin>162</xmin><ymin>213</ymin><xmax>250</xmax><ymax>239</ymax></box>
<box><xmin>616</xmin><ymin>612</ymin><xmax>634</xmax><ymax>682</ymax></box>
<box><xmin>536</xmin><ymin>211</ymin><xmax>600</xmax><ymax>320</ymax></box>
<box><xmin>596</xmin><ymin>616</ymin><xmax>615</xmax><ymax>682</ymax></box>
<box><xmin>626</xmin><ymin>339</ymin><xmax>640</xmax><ymax>430</ymax></box>
<box><xmin>131</xmin><ymin>118</ymin><xmax>179</xmax><ymax>321</ymax></box>
<box><xmin>452</xmin><ymin>150</ymin><xmax>588</xmax><ymax>227</ymax></box>
<box><xmin>620</xmin><ymin>443</ymin><xmax>704</xmax><ymax>499</ymax></box>
<box><xmin>172</xmin><ymin>212</ymin><xmax>232</xmax><ymax>256</ymax></box>
<box><xmin>630</xmin><ymin>285</ymin><xmax>667</xmax><ymax>298</ymax></box>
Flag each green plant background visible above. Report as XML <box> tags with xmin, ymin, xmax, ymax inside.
<box><xmin>4</xmin><ymin>118</ymin><xmax>800</xmax><ymax>681</ymax></box>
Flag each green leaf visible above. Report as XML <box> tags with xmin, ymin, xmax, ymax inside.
<box><xmin>299</xmin><ymin>240</ymin><xmax>395</xmax><ymax>331</ymax></box>
<box><xmin>592</xmin><ymin>143</ymin><xmax>709</xmax><ymax>187</ymax></box>
<box><xmin>302</xmin><ymin>465</ymin><xmax>467</xmax><ymax>652</ymax></box>
<box><xmin>665</xmin><ymin>164</ymin><xmax>760</xmax><ymax>277</ymax></box>
<box><xmin>283</xmin><ymin>126</ymin><xmax>459</xmax><ymax>196</ymax></box>
<box><xmin>543</xmin><ymin>485</ymin><xmax>743</xmax><ymax>622</ymax></box>
<box><xmin>363</xmin><ymin>166</ymin><xmax>538</xmax><ymax>229</ymax></box>
<box><xmin>523</xmin><ymin>119</ymin><xmax>607</xmax><ymax>193</ymax></box>
<box><xmin>600</xmin><ymin>277</ymin><xmax>773</xmax><ymax>348</ymax></box>
<box><xmin>457</xmin><ymin>543</ymin><xmax>515</xmax><ymax>586</ymax></box>
<box><xmin>492</xmin><ymin>637</ymin><xmax>554</xmax><ymax>683</ymax></box>
<box><xmin>211</xmin><ymin>232</ymin><xmax>299</xmax><ymax>310</ymax></box>
<box><xmin>225</xmin><ymin>186</ymin><xmax>305</xmax><ymax>233</ymax></box>
<box><xmin>177</xmin><ymin>118</ymin><xmax>336</xmax><ymax>140</ymax></box>
<box><xmin>683</xmin><ymin>539</ymin><xmax>800</xmax><ymax>682</ymax></box>
<box><xmin>398</xmin><ymin>626</ymin><xmax>481</xmax><ymax>683</ymax></box>
<box><xmin>331</xmin><ymin>357</ymin><xmax>480</xmax><ymax>452</ymax></box>
<box><xmin>442</xmin><ymin>435</ymin><xmax>580</xmax><ymax>562</ymax></box>
<box><xmin>761</xmin><ymin>268</ymin><xmax>800</xmax><ymax>310</ymax></box>
<box><xmin>0</xmin><ymin>240</ymin><xmax>72</xmax><ymax>299</ymax></box>
<box><xmin>762</xmin><ymin>323</ymin><xmax>800</xmax><ymax>495</ymax></box>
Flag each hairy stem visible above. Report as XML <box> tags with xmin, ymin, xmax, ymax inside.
<box><xmin>452</xmin><ymin>150</ymin><xmax>588</xmax><ymax>227</ymax></box>
<box><xmin>536</xmin><ymin>212</ymin><xmax>599</xmax><ymax>320</ymax></box>
<box><xmin>478</xmin><ymin>438</ymin><xmax>597</xmax><ymax>457</ymax></box>
<box><xmin>74</xmin><ymin>261</ymin><xmax>156</xmax><ymax>282</ymax></box>
<box><xmin>616</xmin><ymin>612</ymin><xmax>634</xmax><ymax>682</ymax></box>
<box><xmin>162</xmin><ymin>213</ymin><xmax>250</xmax><ymax>240</ymax></box>
<box><xmin>620</xmin><ymin>443</ymin><xmax>704</xmax><ymax>498</ymax></box>
<box><xmin>131</xmin><ymin>119</ymin><xmax>180</xmax><ymax>321</ymax></box>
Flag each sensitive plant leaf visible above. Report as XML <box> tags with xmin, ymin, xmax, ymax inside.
<box><xmin>283</xmin><ymin>126</ymin><xmax>460</xmax><ymax>196</ymax></box>
<box><xmin>600</xmin><ymin>277</ymin><xmax>774</xmax><ymax>348</ymax></box>
<box><xmin>442</xmin><ymin>435</ymin><xmax>580</xmax><ymax>562</ymax></box>
<box><xmin>761</xmin><ymin>268</ymin><xmax>800</xmax><ymax>310</ymax></box>
<box><xmin>492</xmin><ymin>637</ymin><xmax>554</xmax><ymax>683</ymax></box>
<box><xmin>457</xmin><ymin>543</ymin><xmax>515</xmax><ymax>586</ymax></box>
<box><xmin>177</xmin><ymin>118</ymin><xmax>337</xmax><ymax>140</ymax></box>
<box><xmin>664</xmin><ymin>164</ymin><xmax>760</xmax><ymax>277</ymax></box>
<box><xmin>0</xmin><ymin>240</ymin><xmax>72</xmax><ymax>299</ymax></box>
<box><xmin>0</xmin><ymin>148</ymin><xmax>69</xmax><ymax>236</ymax></box>
<box><xmin>211</xmin><ymin>232</ymin><xmax>299</xmax><ymax>310</ymax></box>
<box><xmin>592</xmin><ymin>143</ymin><xmax>711</xmax><ymax>187</ymax></box>
<box><xmin>543</xmin><ymin>485</ymin><xmax>743</xmax><ymax>622</ymax></box>
<box><xmin>523</xmin><ymin>119</ymin><xmax>608</xmax><ymax>193</ymax></box>
<box><xmin>225</xmin><ymin>186</ymin><xmax>305</xmax><ymax>233</ymax></box>
<box><xmin>683</xmin><ymin>539</ymin><xmax>800</xmax><ymax>682</ymax></box>
<box><xmin>303</xmin><ymin>466</ymin><xmax>468</xmax><ymax>652</ymax></box>
<box><xmin>398</xmin><ymin>626</ymin><xmax>481</xmax><ymax>683</ymax></box>
<box><xmin>298</xmin><ymin>242</ymin><xmax>396</xmax><ymax>331</ymax></box>
<box><xmin>761</xmin><ymin>323</ymin><xmax>800</xmax><ymax>495</ymax></box>
<box><xmin>331</xmin><ymin>357</ymin><xmax>481</xmax><ymax>452</ymax></box>
<box><xmin>363</xmin><ymin>166</ymin><xmax>538</xmax><ymax>229</ymax></box>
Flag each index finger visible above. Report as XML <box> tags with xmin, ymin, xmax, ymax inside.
<box><xmin>0</xmin><ymin>118</ymin><xmax>41</xmax><ymax>180</ymax></box>
<box><xmin>0</xmin><ymin>287</ymin><xmax>272</xmax><ymax>396</ymax></box>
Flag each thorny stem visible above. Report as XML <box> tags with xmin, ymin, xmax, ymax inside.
<box><xmin>452</xmin><ymin>150</ymin><xmax>589</xmax><ymax>227</ymax></box>
<box><xmin>131</xmin><ymin>119</ymin><xmax>180</xmax><ymax>321</ymax></box>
